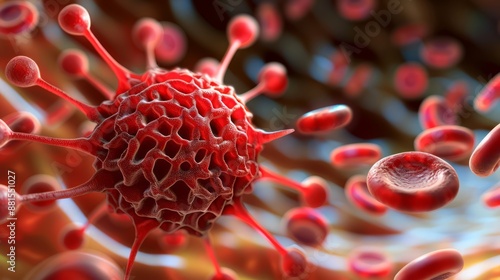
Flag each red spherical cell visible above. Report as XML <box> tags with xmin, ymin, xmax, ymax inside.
<box><xmin>444</xmin><ymin>81</ymin><xmax>469</xmax><ymax>113</ymax></box>
<box><xmin>22</xmin><ymin>175</ymin><xmax>59</xmax><ymax>211</ymax></box>
<box><xmin>283</xmin><ymin>207</ymin><xmax>328</xmax><ymax>247</ymax></box>
<box><xmin>469</xmin><ymin>123</ymin><xmax>500</xmax><ymax>177</ymax></box>
<box><xmin>301</xmin><ymin>176</ymin><xmax>329</xmax><ymax>208</ymax></box>
<box><xmin>257</xmin><ymin>3</ymin><xmax>282</xmax><ymax>42</ymax></box>
<box><xmin>296</xmin><ymin>105</ymin><xmax>353</xmax><ymax>135</ymax></box>
<box><xmin>337</xmin><ymin>0</ymin><xmax>376</xmax><ymax>21</ymax></box>
<box><xmin>0</xmin><ymin>1</ymin><xmax>39</xmax><ymax>36</ymax></box>
<box><xmin>211</xmin><ymin>267</ymin><xmax>238</xmax><ymax>280</ymax></box>
<box><xmin>367</xmin><ymin>152</ymin><xmax>459</xmax><ymax>212</ymax></box>
<box><xmin>258</xmin><ymin>62</ymin><xmax>288</xmax><ymax>96</ymax></box>
<box><xmin>482</xmin><ymin>183</ymin><xmax>500</xmax><ymax>208</ymax></box>
<box><xmin>0</xmin><ymin>184</ymin><xmax>20</xmax><ymax>223</ymax></box>
<box><xmin>394</xmin><ymin>249</ymin><xmax>464</xmax><ymax>280</ymax></box>
<box><xmin>228</xmin><ymin>15</ymin><xmax>259</xmax><ymax>48</ymax></box>
<box><xmin>344</xmin><ymin>64</ymin><xmax>373</xmax><ymax>97</ymax></box>
<box><xmin>285</xmin><ymin>0</ymin><xmax>315</xmax><ymax>21</ymax></box>
<box><xmin>391</xmin><ymin>24</ymin><xmax>428</xmax><ymax>46</ymax></box>
<box><xmin>330</xmin><ymin>143</ymin><xmax>382</xmax><ymax>169</ymax></box>
<box><xmin>154</xmin><ymin>22</ymin><xmax>187</xmax><ymax>64</ymax></box>
<box><xmin>58</xmin><ymin>49</ymin><xmax>89</xmax><ymax>78</ymax></box>
<box><xmin>281</xmin><ymin>247</ymin><xmax>309</xmax><ymax>278</ymax></box>
<box><xmin>60</xmin><ymin>224</ymin><xmax>86</xmax><ymax>250</ymax></box>
<box><xmin>194</xmin><ymin>58</ymin><xmax>219</xmax><ymax>77</ymax></box>
<box><xmin>24</xmin><ymin>251</ymin><xmax>124</xmax><ymax>280</ymax></box>
<box><xmin>414</xmin><ymin>125</ymin><xmax>475</xmax><ymax>162</ymax></box>
<box><xmin>394</xmin><ymin>63</ymin><xmax>429</xmax><ymax>99</ymax></box>
<box><xmin>419</xmin><ymin>96</ymin><xmax>457</xmax><ymax>130</ymax></box>
<box><xmin>420</xmin><ymin>37</ymin><xmax>463</xmax><ymax>69</ymax></box>
<box><xmin>58</xmin><ymin>4</ymin><xmax>91</xmax><ymax>36</ymax></box>
<box><xmin>132</xmin><ymin>18</ymin><xmax>162</xmax><ymax>50</ymax></box>
<box><xmin>474</xmin><ymin>73</ymin><xmax>500</xmax><ymax>112</ymax></box>
<box><xmin>348</xmin><ymin>247</ymin><xmax>393</xmax><ymax>278</ymax></box>
<box><xmin>5</xmin><ymin>56</ymin><xmax>40</xmax><ymax>87</ymax></box>
<box><xmin>345</xmin><ymin>175</ymin><xmax>388</xmax><ymax>215</ymax></box>
<box><xmin>327</xmin><ymin>51</ymin><xmax>350</xmax><ymax>86</ymax></box>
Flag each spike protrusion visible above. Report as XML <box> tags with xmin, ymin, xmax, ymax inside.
<box><xmin>260</xmin><ymin>167</ymin><xmax>328</xmax><ymax>208</ymax></box>
<box><xmin>240</xmin><ymin>62</ymin><xmax>288</xmax><ymax>102</ymax></box>
<box><xmin>216</xmin><ymin>15</ymin><xmax>259</xmax><ymax>82</ymax></box>
<box><xmin>225</xmin><ymin>198</ymin><xmax>309</xmax><ymax>277</ymax></box>
<box><xmin>58</xmin><ymin>4</ymin><xmax>138</xmax><ymax>91</ymax></box>
<box><xmin>58</xmin><ymin>49</ymin><xmax>114</xmax><ymax>99</ymax></box>
<box><xmin>257</xmin><ymin>128</ymin><xmax>294</xmax><ymax>144</ymax></box>
<box><xmin>60</xmin><ymin>202</ymin><xmax>108</xmax><ymax>250</ymax></box>
<box><xmin>0</xmin><ymin>118</ymin><xmax>95</xmax><ymax>155</ymax></box>
<box><xmin>19</xmin><ymin>171</ymin><xmax>111</xmax><ymax>204</ymax></box>
<box><xmin>124</xmin><ymin>220</ymin><xmax>157</xmax><ymax>280</ymax></box>
<box><xmin>5</xmin><ymin>56</ymin><xmax>100</xmax><ymax>121</ymax></box>
<box><xmin>132</xmin><ymin>18</ymin><xmax>162</xmax><ymax>69</ymax></box>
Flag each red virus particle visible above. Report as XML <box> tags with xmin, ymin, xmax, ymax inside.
<box><xmin>0</xmin><ymin>4</ymin><xmax>322</xmax><ymax>279</ymax></box>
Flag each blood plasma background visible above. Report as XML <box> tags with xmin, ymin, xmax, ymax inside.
<box><xmin>0</xmin><ymin>0</ymin><xmax>499</xmax><ymax>280</ymax></box>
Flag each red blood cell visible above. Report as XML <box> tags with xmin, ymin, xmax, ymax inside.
<box><xmin>337</xmin><ymin>0</ymin><xmax>376</xmax><ymax>21</ymax></box>
<box><xmin>301</xmin><ymin>176</ymin><xmax>329</xmax><ymax>208</ymax></box>
<box><xmin>444</xmin><ymin>81</ymin><xmax>469</xmax><ymax>113</ymax></box>
<box><xmin>0</xmin><ymin>1</ymin><xmax>39</xmax><ymax>36</ymax></box>
<box><xmin>420</xmin><ymin>37</ymin><xmax>463</xmax><ymax>69</ymax></box>
<box><xmin>296</xmin><ymin>105</ymin><xmax>353</xmax><ymax>135</ymax></box>
<box><xmin>328</xmin><ymin>51</ymin><xmax>350</xmax><ymax>86</ymax></box>
<box><xmin>394</xmin><ymin>63</ymin><xmax>429</xmax><ymax>99</ymax></box>
<box><xmin>367</xmin><ymin>152</ymin><xmax>459</xmax><ymax>212</ymax></box>
<box><xmin>154</xmin><ymin>22</ymin><xmax>187</xmax><ymax>64</ymax></box>
<box><xmin>0</xmin><ymin>184</ymin><xmax>20</xmax><ymax>223</ymax></box>
<box><xmin>419</xmin><ymin>96</ymin><xmax>457</xmax><ymax>130</ymax></box>
<box><xmin>285</xmin><ymin>0</ymin><xmax>315</xmax><ymax>21</ymax></box>
<box><xmin>482</xmin><ymin>183</ymin><xmax>500</xmax><ymax>208</ymax></box>
<box><xmin>24</xmin><ymin>251</ymin><xmax>124</xmax><ymax>280</ymax></box>
<box><xmin>475</xmin><ymin>73</ymin><xmax>500</xmax><ymax>112</ymax></box>
<box><xmin>330</xmin><ymin>143</ymin><xmax>382</xmax><ymax>169</ymax></box>
<box><xmin>258</xmin><ymin>3</ymin><xmax>282</xmax><ymax>42</ymax></box>
<box><xmin>345</xmin><ymin>175</ymin><xmax>387</xmax><ymax>215</ymax></box>
<box><xmin>348</xmin><ymin>247</ymin><xmax>393</xmax><ymax>278</ymax></box>
<box><xmin>394</xmin><ymin>249</ymin><xmax>464</xmax><ymax>280</ymax></box>
<box><xmin>22</xmin><ymin>175</ymin><xmax>58</xmax><ymax>210</ymax></box>
<box><xmin>469</xmin><ymin>123</ymin><xmax>500</xmax><ymax>177</ymax></box>
<box><xmin>414</xmin><ymin>125</ymin><xmax>475</xmax><ymax>162</ymax></box>
<box><xmin>344</xmin><ymin>64</ymin><xmax>373</xmax><ymax>97</ymax></box>
<box><xmin>283</xmin><ymin>207</ymin><xmax>329</xmax><ymax>247</ymax></box>
<box><xmin>391</xmin><ymin>24</ymin><xmax>428</xmax><ymax>46</ymax></box>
